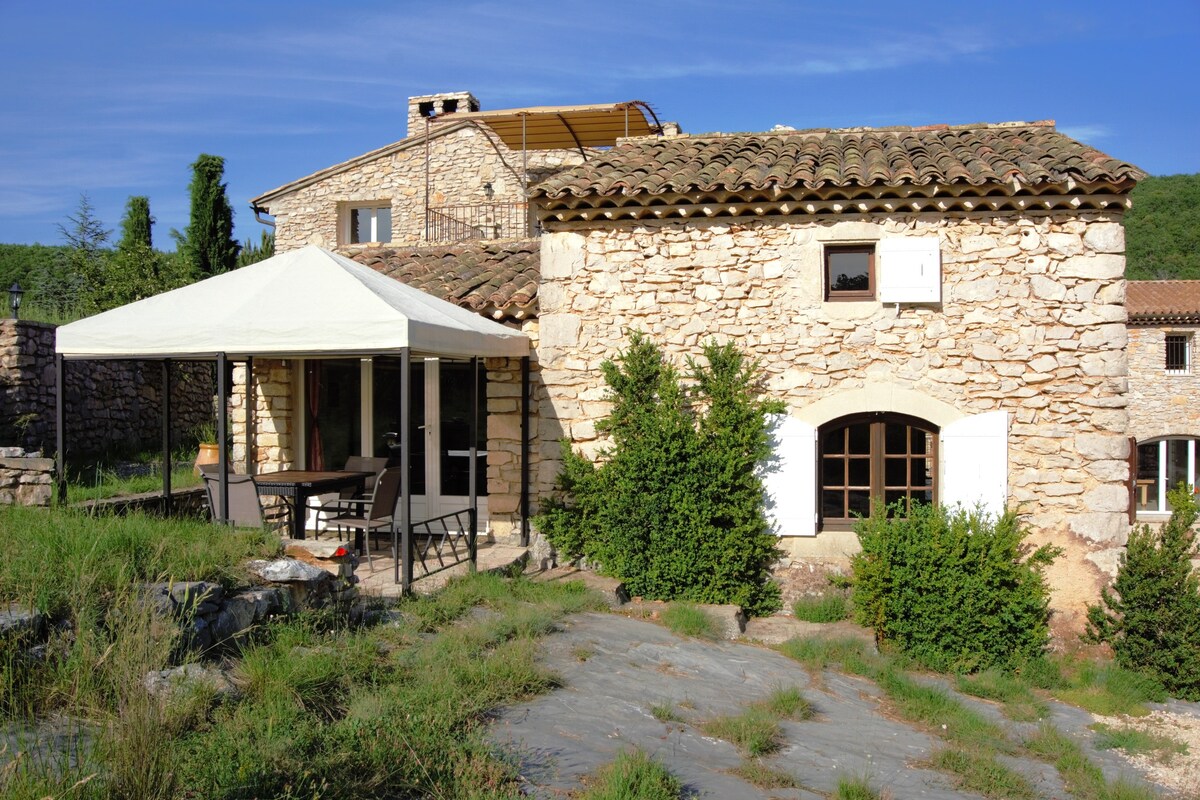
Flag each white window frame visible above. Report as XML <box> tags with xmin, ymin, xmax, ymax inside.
<box><xmin>1136</xmin><ymin>438</ymin><xmax>1198</xmax><ymax>515</ymax></box>
<box><xmin>342</xmin><ymin>203</ymin><xmax>393</xmax><ymax>245</ymax></box>
<box><xmin>1165</xmin><ymin>333</ymin><xmax>1191</xmax><ymax>375</ymax></box>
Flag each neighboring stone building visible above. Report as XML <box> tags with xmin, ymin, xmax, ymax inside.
<box><xmin>1127</xmin><ymin>281</ymin><xmax>1200</xmax><ymax>517</ymax></box>
<box><xmin>249</xmin><ymin>93</ymin><xmax>1147</xmax><ymax>631</ymax></box>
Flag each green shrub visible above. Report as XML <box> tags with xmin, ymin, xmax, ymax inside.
<box><xmin>851</xmin><ymin>501</ymin><xmax>1059</xmax><ymax>673</ymax></box>
<box><xmin>1085</xmin><ymin>485</ymin><xmax>1200</xmax><ymax>701</ymax></box>
<box><xmin>537</xmin><ymin>333</ymin><xmax>783</xmax><ymax>616</ymax></box>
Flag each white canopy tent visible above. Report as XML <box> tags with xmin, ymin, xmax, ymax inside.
<box><xmin>54</xmin><ymin>245</ymin><xmax>532</xmax><ymax>590</ymax></box>
<box><xmin>56</xmin><ymin>245</ymin><xmax>529</xmax><ymax>360</ymax></box>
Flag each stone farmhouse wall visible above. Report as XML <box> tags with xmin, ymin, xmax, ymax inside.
<box><xmin>1127</xmin><ymin>324</ymin><xmax>1200</xmax><ymax>441</ymax></box>
<box><xmin>0</xmin><ymin>319</ymin><xmax>215</xmax><ymax>459</ymax></box>
<box><xmin>536</xmin><ymin>211</ymin><xmax>1130</xmax><ymax>631</ymax></box>
<box><xmin>268</xmin><ymin>119</ymin><xmax>584</xmax><ymax>253</ymax></box>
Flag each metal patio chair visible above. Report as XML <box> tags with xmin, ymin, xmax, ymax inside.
<box><xmin>323</xmin><ymin>466</ymin><xmax>403</xmax><ymax>564</ymax></box>
<box><xmin>201</xmin><ymin>467</ymin><xmax>290</xmax><ymax>533</ymax></box>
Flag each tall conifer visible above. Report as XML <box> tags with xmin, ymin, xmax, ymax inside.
<box><xmin>182</xmin><ymin>154</ymin><xmax>240</xmax><ymax>275</ymax></box>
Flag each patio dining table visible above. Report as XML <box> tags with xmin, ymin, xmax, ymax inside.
<box><xmin>253</xmin><ymin>469</ymin><xmax>373</xmax><ymax>540</ymax></box>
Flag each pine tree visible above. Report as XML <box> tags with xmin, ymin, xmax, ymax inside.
<box><xmin>236</xmin><ymin>230</ymin><xmax>275</xmax><ymax>267</ymax></box>
<box><xmin>181</xmin><ymin>154</ymin><xmax>240</xmax><ymax>276</ymax></box>
<box><xmin>1086</xmin><ymin>485</ymin><xmax>1200</xmax><ymax>699</ymax></box>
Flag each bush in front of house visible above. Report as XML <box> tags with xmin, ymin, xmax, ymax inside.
<box><xmin>851</xmin><ymin>501</ymin><xmax>1060</xmax><ymax>673</ymax></box>
<box><xmin>537</xmin><ymin>332</ymin><xmax>783</xmax><ymax>616</ymax></box>
<box><xmin>1086</xmin><ymin>484</ymin><xmax>1200</xmax><ymax>701</ymax></box>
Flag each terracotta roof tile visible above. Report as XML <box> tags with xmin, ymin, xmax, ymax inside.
<box><xmin>533</xmin><ymin>121</ymin><xmax>1145</xmax><ymax>200</ymax></box>
<box><xmin>347</xmin><ymin>240</ymin><xmax>538</xmax><ymax>320</ymax></box>
<box><xmin>1127</xmin><ymin>281</ymin><xmax>1200</xmax><ymax>324</ymax></box>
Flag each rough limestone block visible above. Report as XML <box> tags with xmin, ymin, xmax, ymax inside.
<box><xmin>693</xmin><ymin>603</ymin><xmax>747</xmax><ymax>639</ymax></box>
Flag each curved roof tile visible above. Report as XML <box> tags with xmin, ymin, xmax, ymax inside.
<box><xmin>347</xmin><ymin>240</ymin><xmax>539</xmax><ymax>320</ymax></box>
<box><xmin>534</xmin><ymin>121</ymin><xmax>1144</xmax><ymax>200</ymax></box>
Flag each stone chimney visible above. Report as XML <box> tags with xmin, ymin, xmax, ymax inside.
<box><xmin>407</xmin><ymin>91</ymin><xmax>480</xmax><ymax>138</ymax></box>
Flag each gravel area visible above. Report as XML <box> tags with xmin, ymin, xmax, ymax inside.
<box><xmin>1092</xmin><ymin>704</ymin><xmax>1200</xmax><ymax>796</ymax></box>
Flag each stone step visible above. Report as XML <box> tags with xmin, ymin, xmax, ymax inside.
<box><xmin>740</xmin><ymin>615</ymin><xmax>877</xmax><ymax>650</ymax></box>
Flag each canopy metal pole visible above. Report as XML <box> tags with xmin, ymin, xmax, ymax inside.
<box><xmin>398</xmin><ymin>347</ymin><xmax>413</xmax><ymax>591</ymax></box>
<box><xmin>161</xmin><ymin>359</ymin><xmax>172</xmax><ymax>515</ymax></box>
<box><xmin>217</xmin><ymin>352</ymin><xmax>229</xmax><ymax>522</ymax></box>
<box><xmin>245</xmin><ymin>356</ymin><xmax>255</xmax><ymax>475</ymax></box>
<box><xmin>55</xmin><ymin>354</ymin><xmax>66</xmax><ymax>504</ymax></box>
<box><xmin>520</xmin><ymin>356</ymin><xmax>530</xmax><ymax>547</ymax></box>
<box><xmin>468</xmin><ymin>356</ymin><xmax>478</xmax><ymax>573</ymax></box>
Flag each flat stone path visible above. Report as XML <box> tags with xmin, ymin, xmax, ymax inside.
<box><xmin>488</xmin><ymin>612</ymin><xmax>1172</xmax><ymax>799</ymax></box>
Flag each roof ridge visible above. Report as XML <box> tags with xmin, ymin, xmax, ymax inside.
<box><xmin>647</xmin><ymin>120</ymin><xmax>1057</xmax><ymax>141</ymax></box>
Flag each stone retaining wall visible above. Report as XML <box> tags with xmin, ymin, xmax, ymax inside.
<box><xmin>0</xmin><ymin>453</ymin><xmax>53</xmax><ymax>506</ymax></box>
<box><xmin>1</xmin><ymin>319</ymin><xmax>216</xmax><ymax>458</ymax></box>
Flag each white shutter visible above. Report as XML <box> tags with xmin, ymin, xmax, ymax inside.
<box><xmin>763</xmin><ymin>415</ymin><xmax>818</xmax><ymax>536</ymax></box>
<box><xmin>940</xmin><ymin>411</ymin><xmax>1008</xmax><ymax>518</ymax></box>
<box><xmin>877</xmin><ymin>237</ymin><xmax>941</xmax><ymax>303</ymax></box>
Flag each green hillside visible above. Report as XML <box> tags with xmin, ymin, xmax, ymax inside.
<box><xmin>1126</xmin><ymin>173</ymin><xmax>1200</xmax><ymax>280</ymax></box>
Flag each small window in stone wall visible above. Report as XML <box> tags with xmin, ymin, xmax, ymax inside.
<box><xmin>346</xmin><ymin>205</ymin><xmax>392</xmax><ymax>245</ymax></box>
<box><xmin>1165</xmin><ymin>333</ymin><xmax>1190</xmax><ymax>374</ymax></box>
<box><xmin>825</xmin><ymin>245</ymin><xmax>875</xmax><ymax>300</ymax></box>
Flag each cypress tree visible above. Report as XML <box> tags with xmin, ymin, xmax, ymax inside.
<box><xmin>119</xmin><ymin>195</ymin><xmax>154</xmax><ymax>252</ymax></box>
<box><xmin>182</xmin><ymin>154</ymin><xmax>240</xmax><ymax>276</ymax></box>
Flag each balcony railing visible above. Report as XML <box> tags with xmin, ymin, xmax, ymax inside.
<box><xmin>425</xmin><ymin>202</ymin><xmax>537</xmax><ymax>243</ymax></box>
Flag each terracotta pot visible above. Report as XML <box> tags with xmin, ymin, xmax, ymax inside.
<box><xmin>194</xmin><ymin>443</ymin><xmax>221</xmax><ymax>476</ymax></box>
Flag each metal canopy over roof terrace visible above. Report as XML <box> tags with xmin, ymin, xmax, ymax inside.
<box><xmin>431</xmin><ymin>100</ymin><xmax>662</xmax><ymax>153</ymax></box>
<box><xmin>54</xmin><ymin>246</ymin><xmax>532</xmax><ymax>592</ymax></box>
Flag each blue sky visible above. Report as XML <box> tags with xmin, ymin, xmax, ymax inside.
<box><xmin>1</xmin><ymin>1</ymin><xmax>1197</xmax><ymax>247</ymax></box>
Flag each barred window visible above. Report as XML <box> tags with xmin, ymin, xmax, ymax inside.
<box><xmin>1165</xmin><ymin>334</ymin><xmax>1190</xmax><ymax>374</ymax></box>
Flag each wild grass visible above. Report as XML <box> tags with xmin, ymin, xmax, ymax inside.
<box><xmin>774</xmin><ymin>635</ymin><xmax>871</xmax><ymax>676</ymax></box>
<box><xmin>930</xmin><ymin>747</ymin><xmax>1038</xmax><ymax>799</ymax></box>
<box><xmin>0</xmin><ymin>505</ymin><xmax>278</xmax><ymax>615</ymax></box>
<box><xmin>701</xmin><ymin>685</ymin><xmax>813</xmax><ymax>757</ymax></box>
<box><xmin>701</xmin><ymin>706</ymin><xmax>782</xmax><ymax>756</ymax></box>
<box><xmin>1024</xmin><ymin>723</ymin><xmax>1161</xmax><ymax>800</ymax></box>
<box><xmin>834</xmin><ymin>774</ymin><xmax>884</xmax><ymax>800</ymax></box>
<box><xmin>1091</xmin><ymin>723</ymin><xmax>1188</xmax><ymax>760</ymax></box>
<box><xmin>64</xmin><ymin>462</ymin><xmax>201</xmax><ymax>505</ymax></box>
<box><xmin>650</xmin><ymin>702</ymin><xmax>682</xmax><ymax>722</ymax></box>
<box><xmin>791</xmin><ymin>593</ymin><xmax>849</xmax><ymax>623</ymax></box>
<box><xmin>0</xmin><ymin>509</ymin><xmax>604</xmax><ymax>800</ymax></box>
<box><xmin>731</xmin><ymin>758</ymin><xmax>800</xmax><ymax>789</ymax></box>
<box><xmin>659</xmin><ymin>603</ymin><xmax>722</xmax><ymax>639</ymax></box>
<box><xmin>1049</xmin><ymin>658</ymin><xmax>1166</xmax><ymax>717</ymax></box>
<box><xmin>577</xmin><ymin>749</ymin><xmax>683</xmax><ymax>800</ymax></box>
<box><xmin>956</xmin><ymin>667</ymin><xmax>1049</xmax><ymax>722</ymax></box>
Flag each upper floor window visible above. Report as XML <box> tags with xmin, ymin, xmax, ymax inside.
<box><xmin>825</xmin><ymin>244</ymin><xmax>875</xmax><ymax>300</ymax></box>
<box><xmin>1165</xmin><ymin>334</ymin><xmax>1190</xmax><ymax>374</ymax></box>
<box><xmin>345</xmin><ymin>204</ymin><xmax>392</xmax><ymax>244</ymax></box>
<box><xmin>1135</xmin><ymin>438</ymin><xmax>1199</xmax><ymax>514</ymax></box>
<box><xmin>819</xmin><ymin>412</ymin><xmax>936</xmax><ymax>529</ymax></box>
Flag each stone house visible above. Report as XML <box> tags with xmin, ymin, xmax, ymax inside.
<box><xmin>249</xmin><ymin>91</ymin><xmax>1146</xmax><ymax>630</ymax></box>
<box><xmin>1126</xmin><ymin>281</ymin><xmax>1200</xmax><ymax>517</ymax></box>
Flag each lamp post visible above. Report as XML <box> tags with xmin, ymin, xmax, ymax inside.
<box><xmin>8</xmin><ymin>282</ymin><xmax>22</xmax><ymax>320</ymax></box>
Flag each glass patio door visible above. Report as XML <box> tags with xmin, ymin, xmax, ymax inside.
<box><xmin>303</xmin><ymin>356</ymin><xmax>488</xmax><ymax>530</ymax></box>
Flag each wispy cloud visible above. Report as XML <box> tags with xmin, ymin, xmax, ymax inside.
<box><xmin>1058</xmin><ymin>124</ymin><xmax>1113</xmax><ymax>143</ymax></box>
